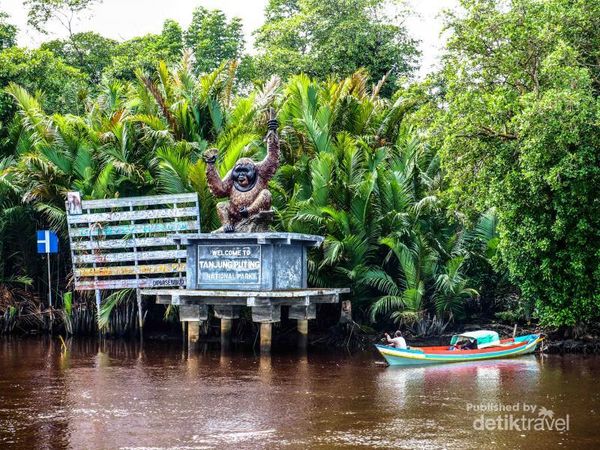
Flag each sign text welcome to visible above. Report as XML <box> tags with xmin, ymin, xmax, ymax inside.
<box><xmin>197</xmin><ymin>245</ymin><xmax>261</xmax><ymax>285</ymax></box>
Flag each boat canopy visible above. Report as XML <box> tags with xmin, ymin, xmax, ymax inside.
<box><xmin>450</xmin><ymin>330</ymin><xmax>500</xmax><ymax>348</ymax></box>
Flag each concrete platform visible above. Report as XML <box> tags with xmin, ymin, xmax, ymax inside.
<box><xmin>142</xmin><ymin>287</ymin><xmax>349</xmax><ymax>306</ymax></box>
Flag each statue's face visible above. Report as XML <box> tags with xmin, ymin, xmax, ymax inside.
<box><xmin>232</xmin><ymin>162</ymin><xmax>257</xmax><ymax>192</ymax></box>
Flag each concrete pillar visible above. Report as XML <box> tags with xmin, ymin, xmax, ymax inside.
<box><xmin>297</xmin><ymin>319</ymin><xmax>308</xmax><ymax>350</ymax></box>
<box><xmin>260</xmin><ymin>322</ymin><xmax>272</xmax><ymax>354</ymax></box>
<box><xmin>220</xmin><ymin>318</ymin><xmax>233</xmax><ymax>348</ymax></box>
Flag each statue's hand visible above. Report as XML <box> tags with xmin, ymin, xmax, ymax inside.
<box><xmin>202</xmin><ymin>148</ymin><xmax>218</xmax><ymax>165</ymax></box>
<box><xmin>239</xmin><ymin>206</ymin><xmax>249</xmax><ymax>218</ymax></box>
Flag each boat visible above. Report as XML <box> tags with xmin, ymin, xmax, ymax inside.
<box><xmin>375</xmin><ymin>330</ymin><xmax>544</xmax><ymax>366</ymax></box>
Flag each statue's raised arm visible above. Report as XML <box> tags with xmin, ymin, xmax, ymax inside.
<box><xmin>257</xmin><ymin>117</ymin><xmax>280</xmax><ymax>181</ymax></box>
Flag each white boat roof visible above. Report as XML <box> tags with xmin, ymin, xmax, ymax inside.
<box><xmin>455</xmin><ymin>330</ymin><xmax>499</xmax><ymax>340</ymax></box>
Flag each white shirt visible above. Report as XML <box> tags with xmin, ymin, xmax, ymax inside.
<box><xmin>389</xmin><ymin>336</ymin><xmax>407</xmax><ymax>349</ymax></box>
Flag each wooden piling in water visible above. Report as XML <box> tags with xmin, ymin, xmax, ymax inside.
<box><xmin>188</xmin><ymin>321</ymin><xmax>200</xmax><ymax>348</ymax></box>
<box><xmin>220</xmin><ymin>319</ymin><xmax>232</xmax><ymax>348</ymax></box>
<box><xmin>260</xmin><ymin>322</ymin><xmax>272</xmax><ymax>354</ymax></box>
<box><xmin>182</xmin><ymin>321</ymin><xmax>188</xmax><ymax>347</ymax></box>
<box><xmin>297</xmin><ymin>319</ymin><xmax>308</xmax><ymax>350</ymax></box>
<box><xmin>136</xmin><ymin>289</ymin><xmax>143</xmax><ymax>341</ymax></box>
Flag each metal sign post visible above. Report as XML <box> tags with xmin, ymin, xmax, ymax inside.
<box><xmin>47</xmin><ymin>256</ymin><xmax>52</xmax><ymax>309</ymax></box>
<box><xmin>37</xmin><ymin>230</ymin><xmax>59</xmax><ymax>309</ymax></box>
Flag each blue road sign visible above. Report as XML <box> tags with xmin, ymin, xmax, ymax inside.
<box><xmin>37</xmin><ymin>230</ymin><xmax>59</xmax><ymax>254</ymax></box>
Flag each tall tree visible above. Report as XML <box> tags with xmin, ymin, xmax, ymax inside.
<box><xmin>105</xmin><ymin>20</ymin><xmax>184</xmax><ymax>81</ymax></box>
<box><xmin>435</xmin><ymin>0</ymin><xmax>600</xmax><ymax>328</ymax></box>
<box><xmin>24</xmin><ymin>0</ymin><xmax>102</xmax><ymax>79</ymax></box>
<box><xmin>0</xmin><ymin>47</ymin><xmax>85</xmax><ymax>122</ymax></box>
<box><xmin>161</xmin><ymin>19</ymin><xmax>183</xmax><ymax>60</ymax></box>
<box><xmin>184</xmin><ymin>7</ymin><xmax>244</xmax><ymax>74</ymax></box>
<box><xmin>0</xmin><ymin>11</ymin><xmax>17</xmax><ymax>50</ymax></box>
<box><xmin>253</xmin><ymin>0</ymin><xmax>419</xmax><ymax>93</ymax></box>
<box><xmin>42</xmin><ymin>32</ymin><xmax>117</xmax><ymax>84</ymax></box>
<box><xmin>24</xmin><ymin>0</ymin><xmax>100</xmax><ymax>36</ymax></box>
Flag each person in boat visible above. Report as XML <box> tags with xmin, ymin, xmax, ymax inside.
<box><xmin>451</xmin><ymin>340</ymin><xmax>463</xmax><ymax>350</ymax></box>
<box><xmin>384</xmin><ymin>331</ymin><xmax>407</xmax><ymax>349</ymax></box>
<box><xmin>462</xmin><ymin>338</ymin><xmax>477</xmax><ymax>350</ymax></box>
<box><xmin>451</xmin><ymin>337</ymin><xmax>477</xmax><ymax>350</ymax></box>
<box><xmin>453</xmin><ymin>338</ymin><xmax>477</xmax><ymax>350</ymax></box>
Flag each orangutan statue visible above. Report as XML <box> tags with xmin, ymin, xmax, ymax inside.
<box><xmin>203</xmin><ymin>117</ymin><xmax>280</xmax><ymax>232</ymax></box>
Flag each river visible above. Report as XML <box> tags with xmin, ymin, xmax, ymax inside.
<box><xmin>0</xmin><ymin>338</ymin><xmax>598</xmax><ymax>449</ymax></box>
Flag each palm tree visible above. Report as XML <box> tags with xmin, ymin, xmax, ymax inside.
<box><xmin>0</xmin><ymin>60</ymin><xmax>491</xmax><ymax>333</ymax></box>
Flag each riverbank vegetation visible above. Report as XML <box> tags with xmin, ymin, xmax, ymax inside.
<box><xmin>0</xmin><ymin>0</ymin><xmax>598</xmax><ymax>337</ymax></box>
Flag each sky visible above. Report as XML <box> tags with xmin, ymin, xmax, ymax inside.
<box><xmin>1</xmin><ymin>0</ymin><xmax>459</xmax><ymax>77</ymax></box>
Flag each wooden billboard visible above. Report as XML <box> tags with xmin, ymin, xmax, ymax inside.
<box><xmin>65</xmin><ymin>192</ymin><xmax>200</xmax><ymax>295</ymax></box>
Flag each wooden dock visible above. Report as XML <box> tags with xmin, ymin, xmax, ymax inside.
<box><xmin>141</xmin><ymin>287</ymin><xmax>350</xmax><ymax>352</ymax></box>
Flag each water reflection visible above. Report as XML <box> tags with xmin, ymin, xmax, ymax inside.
<box><xmin>377</xmin><ymin>357</ymin><xmax>541</xmax><ymax>412</ymax></box>
<box><xmin>0</xmin><ymin>339</ymin><xmax>598</xmax><ymax>449</ymax></box>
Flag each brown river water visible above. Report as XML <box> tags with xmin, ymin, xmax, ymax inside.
<box><xmin>1</xmin><ymin>338</ymin><xmax>599</xmax><ymax>449</ymax></box>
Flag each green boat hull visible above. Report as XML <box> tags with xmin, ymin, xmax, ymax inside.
<box><xmin>376</xmin><ymin>334</ymin><xmax>543</xmax><ymax>366</ymax></box>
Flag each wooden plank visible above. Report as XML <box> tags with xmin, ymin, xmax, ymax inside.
<box><xmin>157</xmin><ymin>296</ymin><xmax>320</xmax><ymax>306</ymax></box>
<box><xmin>248</xmin><ymin>297</ymin><xmax>308</xmax><ymax>307</ymax></box>
<box><xmin>67</xmin><ymin>207</ymin><xmax>199</xmax><ymax>224</ymax></box>
<box><xmin>309</xmin><ymin>294</ymin><xmax>339</xmax><ymax>304</ymax></box>
<box><xmin>171</xmin><ymin>232</ymin><xmax>324</xmax><ymax>247</ymax></box>
<box><xmin>81</xmin><ymin>193</ymin><xmax>198</xmax><ymax>209</ymax></box>
<box><xmin>76</xmin><ymin>277</ymin><xmax>185</xmax><ymax>290</ymax></box>
<box><xmin>74</xmin><ymin>249</ymin><xmax>187</xmax><ymax>264</ymax></box>
<box><xmin>69</xmin><ymin>220</ymin><xmax>198</xmax><ymax>237</ymax></box>
<box><xmin>140</xmin><ymin>288</ymin><xmax>350</xmax><ymax>298</ymax></box>
<box><xmin>71</xmin><ymin>236</ymin><xmax>179</xmax><ymax>251</ymax></box>
<box><xmin>65</xmin><ymin>192</ymin><xmax>199</xmax><ymax>293</ymax></box>
<box><xmin>148</xmin><ymin>289</ymin><xmax>337</xmax><ymax>308</ymax></box>
<box><xmin>179</xmin><ymin>297</ymin><xmax>248</xmax><ymax>306</ymax></box>
<box><xmin>150</xmin><ymin>295</ymin><xmax>343</xmax><ymax>306</ymax></box>
<box><xmin>75</xmin><ymin>262</ymin><xmax>186</xmax><ymax>277</ymax></box>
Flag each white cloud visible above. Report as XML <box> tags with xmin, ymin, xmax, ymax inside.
<box><xmin>406</xmin><ymin>0</ymin><xmax>458</xmax><ymax>77</ymax></box>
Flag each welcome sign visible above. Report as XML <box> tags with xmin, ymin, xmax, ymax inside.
<box><xmin>197</xmin><ymin>244</ymin><xmax>262</xmax><ymax>285</ymax></box>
